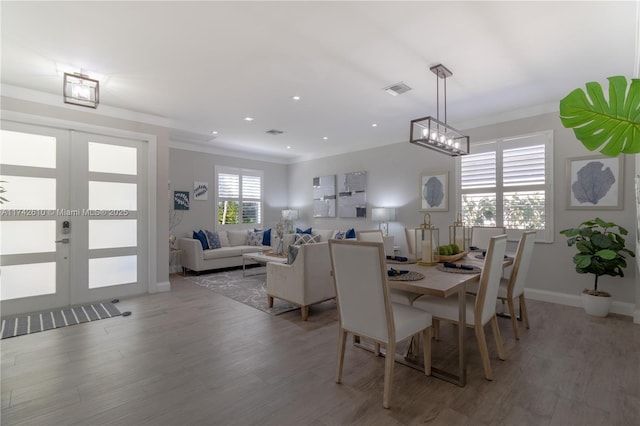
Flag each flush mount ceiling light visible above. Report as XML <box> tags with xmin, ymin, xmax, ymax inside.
<box><xmin>63</xmin><ymin>72</ymin><xmax>99</xmax><ymax>108</ymax></box>
<box><xmin>410</xmin><ymin>64</ymin><xmax>469</xmax><ymax>156</ymax></box>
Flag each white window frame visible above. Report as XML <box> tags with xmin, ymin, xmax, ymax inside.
<box><xmin>456</xmin><ymin>130</ymin><xmax>554</xmax><ymax>243</ymax></box>
<box><xmin>215</xmin><ymin>165</ymin><xmax>263</xmax><ymax>229</ymax></box>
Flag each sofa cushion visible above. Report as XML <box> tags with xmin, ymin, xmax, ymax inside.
<box><xmin>295</xmin><ymin>233</ymin><xmax>321</xmax><ymax>245</ymax></box>
<box><xmin>345</xmin><ymin>228</ymin><xmax>356</xmax><ymax>239</ymax></box>
<box><xmin>248</xmin><ymin>230</ymin><xmax>263</xmax><ymax>246</ymax></box>
<box><xmin>227</xmin><ymin>230</ymin><xmax>248</xmax><ymax>246</ymax></box>
<box><xmin>333</xmin><ymin>230</ymin><xmax>345</xmax><ymax>239</ymax></box>
<box><xmin>205</xmin><ymin>230</ymin><xmax>222</xmax><ymax>249</ymax></box>
<box><xmin>296</xmin><ymin>227</ymin><xmax>312</xmax><ymax>234</ymax></box>
<box><xmin>262</xmin><ymin>228</ymin><xmax>271</xmax><ymax>246</ymax></box>
<box><xmin>203</xmin><ymin>247</ymin><xmax>243</xmax><ymax>259</ymax></box>
<box><xmin>217</xmin><ymin>230</ymin><xmax>230</xmax><ymax>247</ymax></box>
<box><xmin>193</xmin><ymin>230</ymin><xmax>209</xmax><ymax>250</ymax></box>
<box><xmin>312</xmin><ymin>229</ymin><xmax>335</xmax><ymax>242</ymax></box>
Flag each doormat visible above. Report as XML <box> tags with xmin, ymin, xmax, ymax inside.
<box><xmin>1</xmin><ymin>301</ymin><xmax>124</xmax><ymax>339</ymax></box>
<box><xmin>184</xmin><ymin>269</ymin><xmax>300</xmax><ymax>316</ymax></box>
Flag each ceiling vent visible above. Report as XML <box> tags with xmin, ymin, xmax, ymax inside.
<box><xmin>383</xmin><ymin>82</ymin><xmax>412</xmax><ymax>96</ymax></box>
<box><xmin>266</xmin><ymin>129</ymin><xmax>284</xmax><ymax>135</ymax></box>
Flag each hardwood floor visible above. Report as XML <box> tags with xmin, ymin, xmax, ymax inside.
<box><xmin>2</xmin><ymin>273</ymin><xmax>639</xmax><ymax>426</ymax></box>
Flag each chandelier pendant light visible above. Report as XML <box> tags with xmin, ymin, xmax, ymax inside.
<box><xmin>63</xmin><ymin>72</ymin><xmax>99</xmax><ymax>108</ymax></box>
<box><xmin>410</xmin><ymin>64</ymin><xmax>469</xmax><ymax>156</ymax></box>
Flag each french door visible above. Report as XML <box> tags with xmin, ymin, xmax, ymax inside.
<box><xmin>0</xmin><ymin>121</ymin><xmax>148</xmax><ymax>316</ymax></box>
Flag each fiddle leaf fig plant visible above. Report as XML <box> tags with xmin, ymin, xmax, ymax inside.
<box><xmin>559</xmin><ymin>76</ymin><xmax>640</xmax><ymax>156</ymax></box>
<box><xmin>560</xmin><ymin>218</ymin><xmax>635</xmax><ymax>296</ymax></box>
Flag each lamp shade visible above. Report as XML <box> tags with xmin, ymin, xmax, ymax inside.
<box><xmin>371</xmin><ymin>207</ymin><xmax>396</xmax><ymax>222</ymax></box>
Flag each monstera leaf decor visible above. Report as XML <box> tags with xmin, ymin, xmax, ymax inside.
<box><xmin>559</xmin><ymin>76</ymin><xmax>640</xmax><ymax>156</ymax></box>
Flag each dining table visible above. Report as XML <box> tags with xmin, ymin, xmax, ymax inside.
<box><xmin>359</xmin><ymin>252</ymin><xmax>513</xmax><ymax>387</ymax></box>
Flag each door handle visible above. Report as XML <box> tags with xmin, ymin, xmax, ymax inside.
<box><xmin>55</xmin><ymin>238</ymin><xmax>70</xmax><ymax>244</ymax></box>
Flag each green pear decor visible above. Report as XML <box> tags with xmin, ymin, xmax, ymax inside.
<box><xmin>559</xmin><ymin>76</ymin><xmax>640</xmax><ymax>156</ymax></box>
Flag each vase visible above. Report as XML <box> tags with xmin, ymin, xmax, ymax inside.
<box><xmin>274</xmin><ymin>237</ymin><xmax>284</xmax><ymax>255</ymax></box>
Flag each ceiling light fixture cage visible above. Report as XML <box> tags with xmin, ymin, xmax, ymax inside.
<box><xmin>410</xmin><ymin>64</ymin><xmax>469</xmax><ymax>156</ymax></box>
<box><xmin>63</xmin><ymin>72</ymin><xmax>99</xmax><ymax>108</ymax></box>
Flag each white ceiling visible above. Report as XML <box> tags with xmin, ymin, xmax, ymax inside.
<box><xmin>1</xmin><ymin>1</ymin><xmax>637</xmax><ymax>163</ymax></box>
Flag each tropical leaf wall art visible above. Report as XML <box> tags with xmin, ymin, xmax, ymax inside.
<box><xmin>559</xmin><ymin>75</ymin><xmax>640</xmax><ymax>156</ymax></box>
<box><xmin>174</xmin><ymin>191</ymin><xmax>190</xmax><ymax>210</ymax></box>
<box><xmin>193</xmin><ymin>181</ymin><xmax>209</xmax><ymax>200</ymax></box>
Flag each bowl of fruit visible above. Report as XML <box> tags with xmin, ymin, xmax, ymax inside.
<box><xmin>437</xmin><ymin>244</ymin><xmax>468</xmax><ymax>263</ymax></box>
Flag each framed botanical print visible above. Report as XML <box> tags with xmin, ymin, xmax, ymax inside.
<box><xmin>566</xmin><ymin>155</ymin><xmax>623</xmax><ymax>210</ymax></box>
<box><xmin>421</xmin><ymin>172</ymin><xmax>448</xmax><ymax>211</ymax></box>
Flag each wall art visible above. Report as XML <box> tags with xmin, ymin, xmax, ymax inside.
<box><xmin>313</xmin><ymin>175</ymin><xmax>336</xmax><ymax>218</ymax></box>
<box><xmin>194</xmin><ymin>181</ymin><xmax>209</xmax><ymax>200</ymax></box>
<box><xmin>566</xmin><ymin>155</ymin><xmax>623</xmax><ymax>210</ymax></box>
<box><xmin>421</xmin><ymin>172</ymin><xmax>448</xmax><ymax>211</ymax></box>
<box><xmin>338</xmin><ymin>171</ymin><xmax>367</xmax><ymax>218</ymax></box>
<box><xmin>174</xmin><ymin>190</ymin><xmax>190</xmax><ymax>210</ymax></box>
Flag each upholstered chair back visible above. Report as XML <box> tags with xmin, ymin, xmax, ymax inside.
<box><xmin>329</xmin><ymin>240</ymin><xmax>393</xmax><ymax>343</ymax></box>
<box><xmin>471</xmin><ymin>226</ymin><xmax>506</xmax><ymax>251</ymax></box>
<box><xmin>509</xmin><ymin>231</ymin><xmax>536</xmax><ymax>298</ymax></box>
<box><xmin>476</xmin><ymin>234</ymin><xmax>508</xmax><ymax>325</ymax></box>
<box><xmin>356</xmin><ymin>230</ymin><xmax>384</xmax><ymax>243</ymax></box>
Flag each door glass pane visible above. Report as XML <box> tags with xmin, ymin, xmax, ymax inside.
<box><xmin>0</xmin><ymin>176</ymin><xmax>56</xmax><ymax>210</ymax></box>
<box><xmin>88</xmin><ymin>182</ymin><xmax>137</xmax><ymax>210</ymax></box>
<box><xmin>0</xmin><ymin>262</ymin><xmax>56</xmax><ymax>300</ymax></box>
<box><xmin>89</xmin><ymin>256</ymin><xmax>137</xmax><ymax>288</ymax></box>
<box><xmin>1</xmin><ymin>220</ymin><xmax>56</xmax><ymax>254</ymax></box>
<box><xmin>89</xmin><ymin>220</ymin><xmax>136</xmax><ymax>249</ymax></box>
<box><xmin>0</xmin><ymin>130</ymin><xmax>56</xmax><ymax>168</ymax></box>
<box><xmin>88</xmin><ymin>142</ymin><xmax>136</xmax><ymax>175</ymax></box>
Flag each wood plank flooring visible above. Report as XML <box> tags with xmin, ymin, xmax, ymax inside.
<box><xmin>1</xmin><ymin>273</ymin><xmax>639</xmax><ymax>425</ymax></box>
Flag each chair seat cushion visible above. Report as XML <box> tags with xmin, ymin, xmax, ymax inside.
<box><xmin>390</xmin><ymin>289</ymin><xmax>421</xmax><ymax>306</ymax></box>
<box><xmin>412</xmin><ymin>294</ymin><xmax>477</xmax><ymax>326</ymax></box>
<box><xmin>391</xmin><ymin>303</ymin><xmax>432</xmax><ymax>341</ymax></box>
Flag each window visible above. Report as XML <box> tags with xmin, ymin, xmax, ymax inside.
<box><xmin>215</xmin><ymin>166</ymin><xmax>263</xmax><ymax>226</ymax></box>
<box><xmin>458</xmin><ymin>131</ymin><xmax>553</xmax><ymax>242</ymax></box>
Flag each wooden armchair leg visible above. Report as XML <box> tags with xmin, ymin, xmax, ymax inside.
<box><xmin>475</xmin><ymin>324</ymin><xmax>493</xmax><ymax>381</ymax></box>
<box><xmin>336</xmin><ymin>329</ymin><xmax>347</xmax><ymax>383</ymax></box>
<box><xmin>519</xmin><ymin>295</ymin><xmax>530</xmax><ymax>329</ymax></box>
<box><xmin>301</xmin><ymin>306</ymin><xmax>309</xmax><ymax>321</ymax></box>
<box><xmin>507</xmin><ymin>298</ymin><xmax>520</xmax><ymax>340</ymax></box>
<box><xmin>491</xmin><ymin>316</ymin><xmax>506</xmax><ymax>360</ymax></box>
<box><xmin>267</xmin><ymin>295</ymin><xmax>274</xmax><ymax>308</ymax></box>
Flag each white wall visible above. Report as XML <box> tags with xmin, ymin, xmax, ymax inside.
<box><xmin>169</xmin><ymin>147</ymin><xmax>289</xmax><ymax>239</ymax></box>
<box><xmin>288</xmin><ymin>112</ymin><xmax>637</xmax><ymax>314</ymax></box>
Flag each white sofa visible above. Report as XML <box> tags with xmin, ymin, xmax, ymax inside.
<box><xmin>179</xmin><ymin>230</ymin><xmax>268</xmax><ymax>274</ymax></box>
<box><xmin>266</xmin><ymin>241</ymin><xmax>335</xmax><ymax>320</ymax></box>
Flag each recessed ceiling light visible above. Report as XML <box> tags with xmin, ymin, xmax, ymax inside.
<box><xmin>322</xmin><ymin>136</ymin><xmax>328</xmax><ymax>140</ymax></box>
<box><xmin>372</xmin><ymin>123</ymin><xmax>378</xmax><ymax>127</ymax></box>
<box><xmin>211</xmin><ymin>130</ymin><xmax>218</xmax><ymax>135</ymax></box>
<box><xmin>292</xmin><ymin>96</ymin><xmax>301</xmax><ymax>101</ymax></box>
<box><xmin>286</xmin><ymin>145</ymin><xmax>292</xmax><ymax>149</ymax></box>
<box><xmin>244</xmin><ymin>117</ymin><xmax>254</xmax><ymax>121</ymax></box>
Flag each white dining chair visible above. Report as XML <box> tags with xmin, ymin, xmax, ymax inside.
<box><xmin>358</xmin><ymin>230</ymin><xmax>420</xmax><ymax>307</ymax></box>
<box><xmin>404</xmin><ymin>227</ymin><xmax>418</xmax><ymax>260</ymax></box>
<box><xmin>328</xmin><ymin>239</ymin><xmax>433</xmax><ymax>409</ymax></box>
<box><xmin>471</xmin><ymin>226</ymin><xmax>506</xmax><ymax>251</ymax></box>
<box><xmin>412</xmin><ymin>234</ymin><xmax>508</xmax><ymax>381</ymax></box>
<box><xmin>498</xmin><ymin>230</ymin><xmax>536</xmax><ymax>339</ymax></box>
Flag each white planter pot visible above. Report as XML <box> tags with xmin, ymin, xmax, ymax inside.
<box><xmin>581</xmin><ymin>292</ymin><xmax>611</xmax><ymax>317</ymax></box>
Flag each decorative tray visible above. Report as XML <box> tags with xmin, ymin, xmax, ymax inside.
<box><xmin>437</xmin><ymin>251</ymin><xmax>468</xmax><ymax>263</ymax></box>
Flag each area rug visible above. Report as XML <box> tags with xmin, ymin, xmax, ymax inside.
<box><xmin>1</xmin><ymin>301</ymin><xmax>123</xmax><ymax>339</ymax></box>
<box><xmin>184</xmin><ymin>269</ymin><xmax>300</xmax><ymax>316</ymax></box>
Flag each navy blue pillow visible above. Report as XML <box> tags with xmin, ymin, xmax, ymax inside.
<box><xmin>193</xmin><ymin>230</ymin><xmax>209</xmax><ymax>250</ymax></box>
<box><xmin>345</xmin><ymin>228</ymin><xmax>356</xmax><ymax>239</ymax></box>
<box><xmin>296</xmin><ymin>227</ymin><xmax>312</xmax><ymax>234</ymax></box>
<box><xmin>262</xmin><ymin>228</ymin><xmax>271</xmax><ymax>246</ymax></box>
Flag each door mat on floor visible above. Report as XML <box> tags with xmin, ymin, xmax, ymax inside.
<box><xmin>1</xmin><ymin>302</ymin><xmax>123</xmax><ymax>339</ymax></box>
<box><xmin>184</xmin><ymin>269</ymin><xmax>299</xmax><ymax>316</ymax></box>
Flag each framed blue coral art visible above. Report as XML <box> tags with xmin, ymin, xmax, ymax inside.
<box><xmin>174</xmin><ymin>190</ymin><xmax>190</xmax><ymax>210</ymax></box>
<box><xmin>421</xmin><ymin>172</ymin><xmax>448</xmax><ymax>211</ymax></box>
<box><xmin>567</xmin><ymin>155</ymin><xmax>623</xmax><ymax>210</ymax></box>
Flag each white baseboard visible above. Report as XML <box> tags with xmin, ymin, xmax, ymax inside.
<box><xmin>525</xmin><ymin>288</ymin><xmax>636</xmax><ymax>320</ymax></box>
<box><xmin>151</xmin><ymin>280</ymin><xmax>171</xmax><ymax>293</ymax></box>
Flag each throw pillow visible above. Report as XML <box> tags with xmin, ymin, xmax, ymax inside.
<box><xmin>333</xmin><ymin>230</ymin><xmax>345</xmax><ymax>240</ymax></box>
<box><xmin>288</xmin><ymin>244</ymin><xmax>300</xmax><ymax>265</ymax></box>
<box><xmin>248</xmin><ymin>230</ymin><xmax>263</xmax><ymax>246</ymax></box>
<box><xmin>296</xmin><ymin>227</ymin><xmax>312</xmax><ymax>234</ymax></box>
<box><xmin>294</xmin><ymin>233</ymin><xmax>320</xmax><ymax>245</ymax></box>
<box><xmin>262</xmin><ymin>228</ymin><xmax>271</xmax><ymax>246</ymax></box>
<box><xmin>193</xmin><ymin>230</ymin><xmax>209</xmax><ymax>250</ymax></box>
<box><xmin>205</xmin><ymin>230</ymin><xmax>221</xmax><ymax>249</ymax></box>
<box><xmin>217</xmin><ymin>230</ymin><xmax>230</xmax><ymax>247</ymax></box>
<box><xmin>345</xmin><ymin>228</ymin><xmax>356</xmax><ymax>239</ymax></box>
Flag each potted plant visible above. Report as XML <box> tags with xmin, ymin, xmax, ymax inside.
<box><xmin>560</xmin><ymin>218</ymin><xmax>635</xmax><ymax>317</ymax></box>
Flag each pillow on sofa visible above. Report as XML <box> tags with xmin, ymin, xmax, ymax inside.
<box><xmin>262</xmin><ymin>228</ymin><xmax>271</xmax><ymax>246</ymax></box>
<box><xmin>333</xmin><ymin>230</ymin><xmax>345</xmax><ymax>240</ymax></box>
<box><xmin>296</xmin><ymin>227</ymin><xmax>312</xmax><ymax>234</ymax></box>
<box><xmin>294</xmin><ymin>233</ymin><xmax>320</xmax><ymax>245</ymax></box>
<box><xmin>248</xmin><ymin>230</ymin><xmax>263</xmax><ymax>246</ymax></box>
<box><xmin>217</xmin><ymin>230</ymin><xmax>230</xmax><ymax>247</ymax></box>
<box><xmin>205</xmin><ymin>230</ymin><xmax>221</xmax><ymax>249</ymax></box>
<box><xmin>345</xmin><ymin>228</ymin><xmax>356</xmax><ymax>239</ymax></box>
<box><xmin>288</xmin><ymin>244</ymin><xmax>300</xmax><ymax>265</ymax></box>
<box><xmin>193</xmin><ymin>230</ymin><xmax>209</xmax><ymax>250</ymax></box>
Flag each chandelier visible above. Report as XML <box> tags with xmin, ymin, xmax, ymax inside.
<box><xmin>410</xmin><ymin>64</ymin><xmax>469</xmax><ymax>156</ymax></box>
